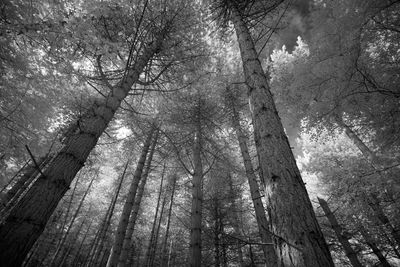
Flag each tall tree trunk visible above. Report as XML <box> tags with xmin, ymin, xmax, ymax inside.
<box><xmin>72</xmin><ymin>220</ymin><xmax>93</xmax><ymax>266</ymax></box>
<box><xmin>190</xmin><ymin>121</ymin><xmax>203</xmax><ymax>267</ymax></box>
<box><xmin>228</xmin><ymin>87</ymin><xmax>277</xmax><ymax>266</ymax></box>
<box><xmin>333</xmin><ymin>114</ymin><xmax>379</xmax><ymax>166</ymax></box>
<box><xmin>214</xmin><ymin>196</ymin><xmax>221</xmax><ymax>267</ymax></box>
<box><xmin>144</xmin><ymin>164</ymin><xmax>166</xmax><ymax>266</ymax></box>
<box><xmin>0</xmin><ymin>33</ymin><xmax>167</xmax><ymax>266</ymax></box>
<box><xmin>0</xmin><ymin>156</ymin><xmax>51</xmax><ymax>220</ymax></box>
<box><xmin>358</xmin><ymin>223</ymin><xmax>392</xmax><ymax>267</ymax></box>
<box><xmin>118</xmin><ymin>129</ymin><xmax>159</xmax><ymax>267</ymax></box>
<box><xmin>87</xmin><ymin>160</ymin><xmax>129</xmax><ymax>267</ymax></box>
<box><xmin>227</xmin><ymin>174</ymin><xmax>245</xmax><ymax>267</ymax></box>
<box><xmin>317</xmin><ymin>198</ymin><xmax>362</xmax><ymax>267</ymax></box>
<box><xmin>366</xmin><ymin>193</ymin><xmax>400</xmax><ymax>247</ymax></box>
<box><xmin>50</xmin><ymin>173</ymin><xmax>96</xmax><ymax>265</ymax></box>
<box><xmin>107</xmin><ymin>125</ymin><xmax>156</xmax><ymax>267</ymax></box>
<box><xmin>161</xmin><ymin>174</ymin><xmax>177</xmax><ymax>267</ymax></box>
<box><xmin>149</xmin><ymin>185</ymin><xmax>168</xmax><ymax>266</ymax></box>
<box><xmin>229</xmin><ymin>6</ymin><xmax>333</xmax><ymax>266</ymax></box>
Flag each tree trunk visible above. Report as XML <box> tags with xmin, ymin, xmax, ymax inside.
<box><xmin>317</xmin><ymin>198</ymin><xmax>362</xmax><ymax>267</ymax></box>
<box><xmin>144</xmin><ymin>163</ymin><xmax>166</xmax><ymax>266</ymax></box>
<box><xmin>214</xmin><ymin>196</ymin><xmax>221</xmax><ymax>267</ymax></box>
<box><xmin>229</xmin><ymin>6</ymin><xmax>333</xmax><ymax>267</ymax></box>
<box><xmin>228</xmin><ymin>87</ymin><xmax>277</xmax><ymax>266</ymax></box>
<box><xmin>118</xmin><ymin>129</ymin><xmax>159</xmax><ymax>267</ymax></box>
<box><xmin>161</xmin><ymin>174</ymin><xmax>177</xmax><ymax>267</ymax></box>
<box><xmin>190</xmin><ymin>123</ymin><xmax>203</xmax><ymax>267</ymax></box>
<box><xmin>228</xmin><ymin>174</ymin><xmax>245</xmax><ymax>267</ymax></box>
<box><xmin>366</xmin><ymin>193</ymin><xmax>400</xmax><ymax>247</ymax></box>
<box><xmin>0</xmin><ymin>33</ymin><xmax>167</xmax><ymax>266</ymax></box>
<box><xmin>50</xmin><ymin>173</ymin><xmax>96</xmax><ymax>265</ymax></box>
<box><xmin>149</xmin><ymin>184</ymin><xmax>168</xmax><ymax>266</ymax></box>
<box><xmin>72</xmin><ymin>220</ymin><xmax>93</xmax><ymax>266</ymax></box>
<box><xmin>333</xmin><ymin>114</ymin><xmax>379</xmax><ymax>166</ymax></box>
<box><xmin>107</xmin><ymin>125</ymin><xmax>156</xmax><ymax>267</ymax></box>
<box><xmin>87</xmin><ymin>160</ymin><xmax>129</xmax><ymax>267</ymax></box>
<box><xmin>358</xmin><ymin>223</ymin><xmax>391</xmax><ymax>267</ymax></box>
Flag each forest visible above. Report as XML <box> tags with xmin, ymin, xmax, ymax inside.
<box><xmin>0</xmin><ymin>0</ymin><xmax>399</xmax><ymax>266</ymax></box>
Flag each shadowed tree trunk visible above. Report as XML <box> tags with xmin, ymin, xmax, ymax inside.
<box><xmin>317</xmin><ymin>197</ymin><xmax>362</xmax><ymax>267</ymax></box>
<box><xmin>0</xmin><ymin>30</ymin><xmax>168</xmax><ymax>266</ymax></box>
<box><xmin>87</xmin><ymin>160</ymin><xmax>129</xmax><ymax>267</ymax></box>
<box><xmin>107</xmin><ymin>125</ymin><xmax>156</xmax><ymax>267</ymax></box>
<box><xmin>190</xmin><ymin>110</ymin><xmax>204</xmax><ymax>267</ymax></box>
<box><xmin>160</xmin><ymin>174</ymin><xmax>177</xmax><ymax>267</ymax></box>
<box><xmin>229</xmin><ymin>5</ymin><xmax>333</xmax><ymax>266</ymax></box>
<box><xmin>118</xmin><ymin>129</ymin><xmax>159</xmax><ymax>267</ymax></box>
<box><xmin>227</xmin><ymin>86</ymin><xmax>277</xmax><ymax>266</ymax></box>
<box><xmin>358</xmin><ymin>223</ymin><xmax>392</xmax><ymax>267</ymax></box>
<box><xmin>145</xmin><ymin>163</ymin><xmax>166</xmax><ymax>266</ymax></box>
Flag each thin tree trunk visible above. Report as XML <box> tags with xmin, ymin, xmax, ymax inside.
<box><xmin>366</xmin><ymin>193</ymin><xmax>400</xmax><ymax>247</ymax></box>
<box><xmin>333</xmin><ymin>114</ymin><xmax>379</xmax><ymax>166</ymax></box>
<box><xmin>87</xmin><ymin>160</ymin><xmax>129</xmax><ymax>267</ymax></box>
<box><xmin>214</xmin><ymin>196</ymin><xmax>221</xmax><ymax>267</ymax></box>
<box><xmin>227</xmin><ymin>174</ymin><xmax>245</xmax><ymax>267</ymax></box>
<box><xmin>144</xmin><ymin>164</ymin><xmax>166</xmax><ymax>266</ymax></box>
<box><xmin>317</xmin><ymin>198</ymin><xmax>362</xmax><ymax>267</ymax></box>
<box><xmin>58</xmin><ymin>217</ymin><xmax>88</xmax><ymax>266</ymax></box>
<box><xmin>107</xmin><ymin>125</ymin><xmax>156</xmax><ymax>267</ymax></box>
<box><xmin>227</xmin><ymin>86</ymin><xmax>277</xmax><ymax>266</ymax></box>
<box><xmin>50</xmin><ymin>173</ymin><xmax>96</xmax><ymax>265</ymax></box>
<box><xmin>358</xmin><ymin>223</ymin><xmax>391</xmax><ymax>267</ymax></box>
<box><xmin>229</xmin><ymin>6</ymin><xmax>333</xmax><ymax>266</ymax></box>
<box><xmin>118</xmin><ymin>129</ymin><xmax>159</xmax><ymax>267</ymax></box>
<box><xmin>190</xmin><ymin>121</ymin><xmax>203</xmax><ymax>267</ymax></box>
<box><xmin>72</xmin><ymin>220</ymin><xmax>93</xmax><ymax>266</ymax></box>
<box><xmin>149</xmin><ymin>185</ymin><xmax>168</xmax><ymax>266</ymax></box>
<box><xmin>161</xmin><ymin>174</ymin><xmax>177</xmax><ymax>267</ymax></box>
<box><xmin>0</xmin><ymin>32</ymin><xmax>167</xmax><ymax>266</ymax></box>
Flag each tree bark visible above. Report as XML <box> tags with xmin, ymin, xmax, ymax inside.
<box><xmin>229</xmin><ymin>6</ymin><xmax>333</xmax><ymax>267</ymax></box>
<box><xmin>118</xmin><ymin>129</ymin><xmax>159</xmax><ymax>267</ymax></box>
<box><xmin>0</xmin><ymin>32</ymin><xmax>167</xmax><ymax>266</ymax></box>
<box><xmin>190</xmin><ymin>120</ymin><xmax>203</xmax><ymax>267</ymax></box>
<box><xmin>107</xmin><ymin>125</ymin><xmax>156</xmax><ymax>267</ymax></box>
<box><xmin>228</xmin><ymin>87</ymin><xmax>277</xmax><ymax>266</ymax></box>
<box><xmin>317</xmin><ymin>197</ymin><xmax>362</xmax><ymax>267</ymax></box>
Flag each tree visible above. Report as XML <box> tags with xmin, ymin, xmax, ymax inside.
<box><xmin>210</xmin><ymin>1</ymin><xmax>334</xmax><ymax>265</ymax></box>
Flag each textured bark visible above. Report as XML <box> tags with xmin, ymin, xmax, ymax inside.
<box><xmin>359</xmin><ymin>224</ymin><xmax>392</xmax><ymax>267</ymax></box>
<box><xmin>107</xmin><ymin>126</ymin><xmax>156</xmax><ymax>267</ymax></box>
<box><xmin>0</xmin><ymin>33</ymin><xmax>166</xmax><ymax>266</ymax></box>
<box><xmin>228</xmin><ymin>87</ymin><xmax>277</xmax><ymax>266</ymax></box>
<box><xmin>118</xmin><ymin>129</ymin><xmax>159</xmax><ymax>267</ymax></box>
<box><xmin>317</xmin><ymin>198</ymin><xmax>362</xmax><ymax>267</ymax></box>
<box><xmin>160</xmin><ymin>174</ymin><xmax>177</xmax><ymax>267</ymax></box>
<box><xmin>145</xmin><ymin>164</ymin><xmax>166</xmax><ymax>267</ymax></box>
<box><xmin>229</xmin><ymin>6</ymin><xmax>333</xmax><ymax>267</ymax></box>
<box><xmin>190</xmin><ymin>125</ymin><xmax>203</xmax><ymax>267</ymax></box>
